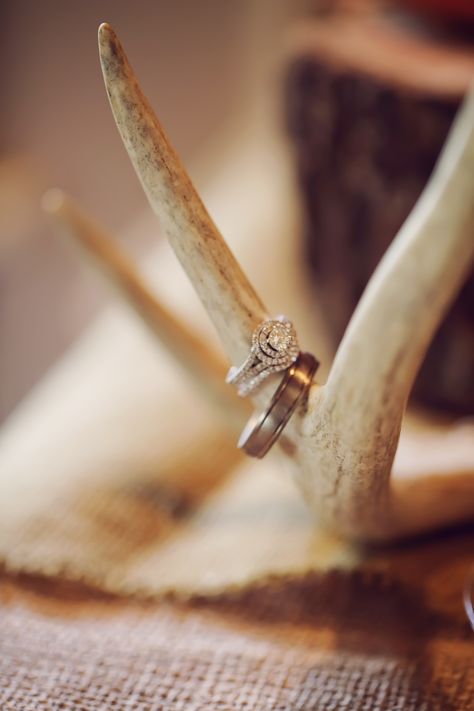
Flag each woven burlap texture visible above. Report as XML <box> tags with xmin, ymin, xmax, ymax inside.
<box><xmin>1</xmin><ymin>540</ymin><xmax>473</xmax><ymax>711</ymax></box>
<box><xmin>0</xmin><ymin>437</ymin><xmax>361</xmax><ymax>597</ymax></box>
<box><xmin>2</xmin><ymin>396</ymin><xmax>473</xmax><ymax>708</ymax></box>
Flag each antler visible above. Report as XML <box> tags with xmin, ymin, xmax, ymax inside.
<box><xmin>300</xmin><ymin>91</ymin><xmax>474</xmax><ymax>539</ymax></box>
<box><xmin>42</xmin><ymin>189</ymin><xmax>246</xmax><ymax>429</ymax></box>
<box><xmin>98</xmin><ymin>23</ymin><xmax>474</xmax><ymax>541</ymax></box>
<box><xmin>98</xmin><ymin>24</ymin><xmax>267</xmax><ymax>365</ymax></box>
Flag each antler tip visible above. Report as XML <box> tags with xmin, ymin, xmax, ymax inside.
<box><xmin>98</xmin><ymin>21</ymin><xmax>113</xmax><ymax>42</ymax></box>
<box><xmin>97</xmin><ymin>22</ymin><xmax>122</xmax><ymax>65</ymax></box>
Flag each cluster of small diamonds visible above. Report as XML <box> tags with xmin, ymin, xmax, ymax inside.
<box><xmin>227</xmin><ymin>317</ymin><xmax>299</xmax><ymax>397</ymax></box>
<box><xmin>254</xmin><ymin>320</ymin><xmax>298</xmax><ymax>365</ymax></box>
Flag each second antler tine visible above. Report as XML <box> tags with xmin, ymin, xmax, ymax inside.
<box><xmin>316</xmin><ymin>90</ymin><xmax>474</xmax><ymax>459</ymax></box>
<box><xmin>288</xmin><ymin>91</ymin><xmax>474</xmax><ymax>540</ymax></box>
<box><xmin>42</xmin><ymin>189</ymin><xmax>247</xmax><ymax>427</ymax></box>
<box><xmin>97</xmin><ymin>22</ymin><xmax>267</xmax><ymax>365</ymax></box>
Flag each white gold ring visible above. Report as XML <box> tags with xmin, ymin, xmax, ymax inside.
<box><xmin>226</xmin><ymin>316</ymin><xmax>300</xmax><ymax>397</ymax></box>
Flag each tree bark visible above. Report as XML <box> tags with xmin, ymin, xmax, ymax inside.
<box><xmin>285</xmin><ymin>11</ymin><xmax>474</xmax><ymax>415</ymax></box>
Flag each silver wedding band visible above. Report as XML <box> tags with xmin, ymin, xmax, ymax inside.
<box><xmin>237</xmin><ymin>352</ymin><xmax>319</xmax><ymax>458</ymax></box>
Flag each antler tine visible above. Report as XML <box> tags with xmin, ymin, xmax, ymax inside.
<box><xmin>96</xmin><ymin>24</ymin><xmax>474</xmax><ymax>540</ymax></box>
<box><xmin>302</xmin><ymin>89</ymin><xmax>474</xmax><ymax>534</ymax></box>
<box><xmin>42</xmin><ymin>189</ymin><xmax>247</xmax><ymax>427</ymax></box>
<box><xmin>98</xmin><ymin>23</ymin><xmax>267</xmax><ymax>365</ymax></box>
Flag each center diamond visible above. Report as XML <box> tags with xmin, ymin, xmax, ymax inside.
<box><xmin>268</xmin><ymin>325</ymin><xmax>291</xmax><ymax>352</ymax></box>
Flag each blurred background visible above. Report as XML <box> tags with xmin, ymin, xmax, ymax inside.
<box><xmin>1</xmin><ymin>0</ymin><xmax>473</xmax><ymax>422</ymax></box>
<box><xmin>0</xmin><ymin>0</ymin><xmax>310</xmax><ymax>421</ymax></box>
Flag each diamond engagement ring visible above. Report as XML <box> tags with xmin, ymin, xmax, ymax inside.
<box><xmin>227</xmin><ymin>316</ymin><xmax>319</xmax><ymax>458</ymax></box>
<box><xmin>226</xmin><ymin>316</ymin><xmax>300</xmax><ymax>397</ymax></box>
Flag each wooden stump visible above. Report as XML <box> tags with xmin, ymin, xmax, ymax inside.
<box><xmin>285</xmin><ymin>11</ymin><xmax>474</xmax><ymax>415</ymax></box>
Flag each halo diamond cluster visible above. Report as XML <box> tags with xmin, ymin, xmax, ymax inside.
<box><xmin>226</xmin><ymin>316</ymin><xmax>299</xmax><ymax>397</ymax></box>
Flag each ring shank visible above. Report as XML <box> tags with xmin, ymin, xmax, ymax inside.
<box><xmin>238</xmin><ymin>352</ymin><xmax>319</xmax><ymax>458</ymax></box>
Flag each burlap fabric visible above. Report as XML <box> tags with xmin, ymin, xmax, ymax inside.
<box><xmin>1</xmin><ymin>411</ymin><xmax>473</xmax><ymax>708</ymax></box>
<box><xmin>1</xmin><ymin>526</ymin><xmax>472</xmax><ymax>710</ymax></box>
<box><xmin>1</xmin><ymin>527</ymin><xmax>473</xmax><ymax>711</ymax></box>
<box><xmin>0</xmin><ymin>447</ymin><xmax>361</xmax><ymax>597</ymax></box>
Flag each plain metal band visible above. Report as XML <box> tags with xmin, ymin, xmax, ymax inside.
<box><xmin>238</xmin><ymin>352</ymin><xmax>319</xmax><ymax>458</ymax></box>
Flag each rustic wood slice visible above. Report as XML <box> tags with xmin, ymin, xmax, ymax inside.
<box><xmin>285</xmin><ymin>12</ymin><xmax>474</xmax><ymax>416</ymax></box>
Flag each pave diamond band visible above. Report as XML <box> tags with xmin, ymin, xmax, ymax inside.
<box><xmin>226</xmin><ymin>316</ymin><xmax>300</xmax><ymax>397</ymax></box>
